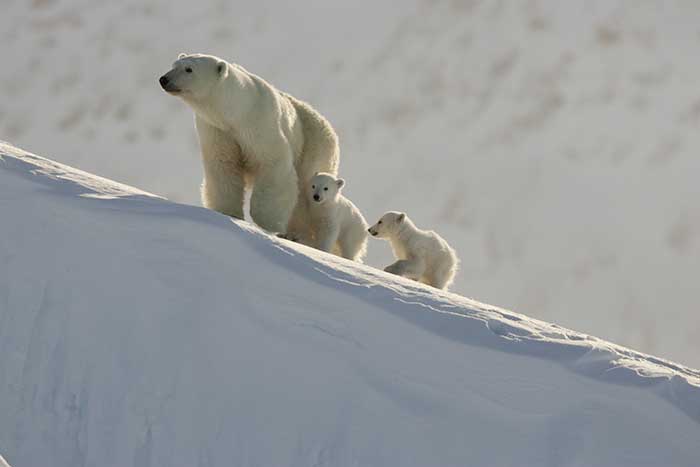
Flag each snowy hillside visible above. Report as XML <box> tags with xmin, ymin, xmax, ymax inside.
<box><xmin>1</xmin><ymin>142</ymin><xmax>699</xmax><ymax>466</ymax></box>
<box><xmin>2</xmin><ymin>0</ymin><xmax>699</xmax><ymax>368</ymax></box>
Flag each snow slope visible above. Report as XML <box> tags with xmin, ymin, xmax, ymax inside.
<box><xmin>1</xmin><ymin>142</ymin><xmax>699</xmax><ymax>467</ymax></box>
<box><xmin>2</xmin><ymin>0</ymin><xmax>700</xmax><ymax>368</ymax></box>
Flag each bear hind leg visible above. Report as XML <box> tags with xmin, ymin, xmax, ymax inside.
<box><xmin>426</xmin><ymin>257</ymin><xmax>457</xmax><ymax>290</ymax></box>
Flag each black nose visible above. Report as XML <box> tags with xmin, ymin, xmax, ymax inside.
<box><xmin>159</xmin><ymin>76</ymin><xmax>169</xmax><ymax>88</ymax></box>
<box><xmin>313</xmin><ymin>194</ymin><xmax>320</xmax><ymax>201</ymax></box>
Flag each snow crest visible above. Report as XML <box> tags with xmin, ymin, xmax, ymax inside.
<box><xmin>1</xmin><ymin>142</ymin><xmax>699</xmax><ymax>467</ymax></box>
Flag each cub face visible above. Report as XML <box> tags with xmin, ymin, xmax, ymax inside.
<box><xmin>309</xmin><ymin>172</ymin><xmax>345</xmax><ymax>205</ymax></box>
<box><xmin>159</xmin><ymin>53</ymin><xmax>228</xmax><ymax>99</ymax></box>
<box><xmin>367</xmin><ymin>211</ymin><xmax>406</xmax><ymax>238</ymax></box>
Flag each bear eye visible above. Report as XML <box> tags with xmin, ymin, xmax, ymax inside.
<box><xmin>378</xmin><ymin>221</ymin><xmax>383</xmax><ymax>224</ymax></box>
<box><xmin>324</xmin><ymin>187</ymin><xmax>328</xmax><ymax>191</ymax></box>
<box><xmin>185</xmin><ymin>67</ymin><xmax>193</xmax><ymax>73</ymax></box>
<box><xmin>311</xmin><ymin>185</ymin><xmax>315</xmax><ymax>189</ymax></box>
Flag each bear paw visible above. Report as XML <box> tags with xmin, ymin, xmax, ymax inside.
<box><xmin>384</xmin><ymin>264</ymin><xmax>400</xmax><ymax>275</ymax></box>
<box><xmin>277</xmin><ymin>232</ymin><xmax>300</xmax><ymax>242</ymax></box>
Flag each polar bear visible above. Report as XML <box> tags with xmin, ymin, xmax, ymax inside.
<box><xmin>368</xmin><ymin>211</ymin><xmax>458</xmax><ymax>290</ymax></box>
<box><xmin>296</xmin><ymin>172</ymin><xmax>368</xmax><ymax>261</ymax></box>
<box><xmin>159</xmin><ymin>53</ymin><xmax>339</xmax><ymax>233</ymax></box>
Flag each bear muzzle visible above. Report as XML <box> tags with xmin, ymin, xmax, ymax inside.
<box><xmin>159</xmin><ymin>75</ymin><xmax>180</xmax><ymax>93</ymax></box>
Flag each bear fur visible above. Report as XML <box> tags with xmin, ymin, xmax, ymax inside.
<box><xmin>299</xmin><ymin>172</ymin><xmax>368</xmax><ymax>261</ymax></box>
<box><xmin>368</xmin><ymin>212</ymin><xmax>458</xmax><ymax>290</ymax></box>
<box><xmin>159</xmin><ymin>53</ymin><xmax>339</xmax><ymax>233</ymax></box>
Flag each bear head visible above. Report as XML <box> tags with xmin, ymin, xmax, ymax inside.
<box><xmin>159</xmin><ymin>53</ymin><xmax>228</xmax><ymax>99</ymax></box>
<box><xmin>367</xmin><ymin>211</ymin><xmax>406</xmax><ymax>238</ymax></box>
<box><xmin>309</xmin><ymin>172</ymin><xmax>345</xmax><ymax>205</ymax></box>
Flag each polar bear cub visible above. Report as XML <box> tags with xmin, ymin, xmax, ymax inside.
<box><xmin>368</xmin><ymin>211</ymin><xmax>458</xmax><ymax>290</ymax></box>
<box><xmin>305</xmin><ymin>172</ymin><xmax>368</xmax><ymax>261</ymax></box>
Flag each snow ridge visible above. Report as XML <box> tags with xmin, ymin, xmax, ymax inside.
<box><xmin>1</xmin><ymin>141</ymin><xmax>699</xmax><ymax>467</ymax></box>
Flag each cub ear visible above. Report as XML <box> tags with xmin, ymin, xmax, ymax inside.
<box><xmin>178</xmin><ymin>53</ymin><xmax>187</xmax><ymax>59</ymax></box>
<box><xmin>336</xmin><ymin>178</ymin><xmax>345</xmax><ymax>189</ymax></box>
<box><xmin>217</xmin><ymin>60</ymin><xmax>228</xmax><ymax>78</ymax></box>
<box><xmin>397</xmin><ymin>213</ymin><xmax>406</xmax><ymax>222</ymax></box>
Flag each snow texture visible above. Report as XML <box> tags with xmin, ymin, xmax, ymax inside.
<box><xmin>1</xmin><ymin>141</ymin><xmax>699</xmax><ymax>467</ymax></box>
<box><xmin>2</xmin><ymin>0</ymin><xmax>699</xmax><ymax>368</ymax></box>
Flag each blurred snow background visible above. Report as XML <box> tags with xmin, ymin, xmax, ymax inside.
<box><xmin>2</xmin><ymin>0</ymin><xmax>699</xmax><ymax>367</ymax></box>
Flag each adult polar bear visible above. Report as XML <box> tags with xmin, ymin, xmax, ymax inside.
<box><xmin>159</xmin><ymin>53</ymin><xmax>339</xmax><ymax>236</ymax></box>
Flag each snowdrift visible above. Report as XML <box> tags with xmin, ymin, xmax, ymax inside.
<box><xmin>5</xmin><ymin>0</ymin><xmax>700</xmax><ymax>367</ymax></box>
<box><xmin>0</xmin><ymin>141</ymin><xmax>699</xmax><ymax>467</ymax></box>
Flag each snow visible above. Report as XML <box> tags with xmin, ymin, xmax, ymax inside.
<box><xmin>1</xmin><ymin>141</ymin><xmax>699</xmax><ymax>466</ymax></box>
<box><xmin>2</xmin><ymin>0</ymin><xmax>700</xmax><ymax>368</ymax></box>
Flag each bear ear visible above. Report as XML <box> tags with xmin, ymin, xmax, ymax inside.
<box><xmin>397</xmin><ymin>213</ymin><xmax>406</xmax><ymax>223</ymax></box>
<box><xmin>178</xmin><ymin>53</ymin><xmax>187</xmax><ymax>59</ymax></box>
<box><xmin>217</xmin><ymin>60</ymin><xmax>228</xmax><ymax>79</ymax></box>
<box><xmin>336</xmin><ymin>178</ymin><xmax>345</xmax><ymax>189</ymax></box>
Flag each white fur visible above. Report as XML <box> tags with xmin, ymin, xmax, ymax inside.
<box><xmin>368</xmin><ymin>212</ymin><xmax>459</xmax><ymax>290</ymax></box>
<box><xmin>160</xmin><ymin>53</ymin><xmax>339</xmax><ymax>233</ymax></box>
<box><xmin>300</xmin><ymin>172</ymin><xmax>368</xmax><ymax>262</ymax></box>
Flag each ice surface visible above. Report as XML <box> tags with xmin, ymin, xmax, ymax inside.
<box><xmin>1</xmin><ymin>141</ymin><xmax>698</xmax><ymax>467</ymax></box>
<box><xmin>2</xmin><ymin>0</ymin><xmax>699</xmax><ymax>367</ymax></box>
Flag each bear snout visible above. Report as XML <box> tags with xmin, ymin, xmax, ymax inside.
<box><xmin>160</xmin><ymin>75</ymin><xmax>181</xmax><ymax>94</ymax></box>
<box><xmin>313</xmin><ymin>194</ymin><xmax>321</xmax><ymax>202</ymax></box>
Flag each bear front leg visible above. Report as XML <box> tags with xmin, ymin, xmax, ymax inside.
<box><xmin>338</xmin><ymin>226</ymin><xmax>368</xmax><ymax>261</ymax></box>
<box><xmin>201</xmin><ymin>167</ymin><xmax>245</xmax><ymax>219</ymax></box>
<box><xmin>315</xmin><ymin>223</ymin><xmax>340</xmax><ymax>253</ymax></box>
<box><xmin>284</xmin><ymin>192</ymin><xmax>314</xmax><ymax>245</ymax></box>
<box><xmin>384</xmin><ymin>259</ymin><xmax>425</xmax><ymax>281</ymax></box>
<box><xmin>197</xmin><ymin>115</ymin><xmax>245</xmax><ymax>219</ymax></box>
<box><xmin>250</xmin><ymin>162</ymin><xmax>298</xmax><ymax>233</ymax></box>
